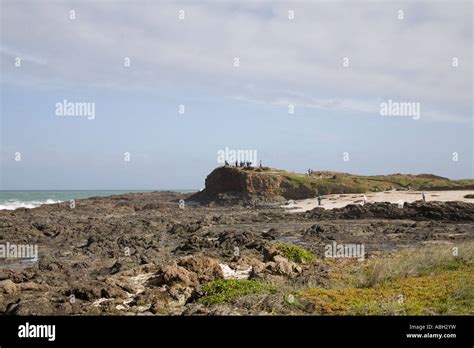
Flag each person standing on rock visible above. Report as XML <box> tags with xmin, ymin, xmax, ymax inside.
<box><xmin>363</xmin><ymin>194</ymin><xmax>367</xmax><ymax>205</ymax></box>
<box><xmin>422</xmin><ymin>191</ymin><xmax>426</xmax><ymax>202</ymax></box>
<box><xmin>317</xmin><ymin>195</ymin><xmax>322</xmax><ymax>206</ymax></box>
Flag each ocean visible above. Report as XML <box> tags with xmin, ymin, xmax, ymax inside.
<box><xmin>0</xmin><ymin>190</ymin><xmax>192</xmax><ymax>210</ymax></box>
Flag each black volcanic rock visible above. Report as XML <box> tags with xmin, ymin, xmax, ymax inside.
<box><xmin>304</xmin><ymin>201</ymin><xmax>474</xmax><ymax>221</ymax></box>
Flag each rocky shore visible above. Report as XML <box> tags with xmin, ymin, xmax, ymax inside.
<box><xmin>0</xmin><ymin>187</ymin><xmax>473</xmax><ymax>315</ymax></box>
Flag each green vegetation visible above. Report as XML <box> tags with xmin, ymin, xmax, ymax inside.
<box><xmin>300</xmin><ymin>242</ymin><xmax>474</xmax><ymax>315</ymax></box>
<box><xmin>213</xmin><ymin>166</ymin><xmax>474</xmax><ymax>199</ymax></box>
<box><xmin>301</xmin><ymin>263</ymin><xmax>473</xmax><ymax>315</ymax></box>
<box><xmin>196</xmin><ymin>242</ymin><xmax>473</xmax><ymax>315</ymax></box>
<box><xmin>284</xmin><ymin>173</ymin><xmax>313</xmax><ymax>190</ymax></box>
<box><xmin>199</xmin><ymin>279</ymin><xmax>276</xmax><ymax>305</ymax></box>
<box><xmin>276</xmin><ymin>243</ymin><xmax>315</xmax><ymax>263</ymax></box>
<box><xmin>262</xmin><ymin>168</ymin><xmax>473</xmax><ymax>197</ymax></box>
<box><xmin>364</xmin><ymin>174</ymin><xmax>474</xmax><ymax>191</ymax></box>
<box><xmin>354</xmin><ymin>242</ymin><xmax>474</xmax><ymax>287</ymax></box>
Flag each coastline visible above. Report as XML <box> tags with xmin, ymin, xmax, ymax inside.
<box><xmin>0</xmin><ymin>188</ymin><xmax>473</xmax><ymax>315</ymax></box>
<box><xmin>0</xmin><ymin>190</ymin><xmax>196</xmax><ymax>210</ymax></box>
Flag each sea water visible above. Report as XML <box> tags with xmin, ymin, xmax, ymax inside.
<box><xmin>0</xmin><ymin>190</ymin><xmax>162</xmax><ymax>210</ymax></box>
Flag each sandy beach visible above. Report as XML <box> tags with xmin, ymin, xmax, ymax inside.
<box><xmin>283</xmin><ymin>190</ymin><xmax>474</xmax><ymax>213</ymax></box>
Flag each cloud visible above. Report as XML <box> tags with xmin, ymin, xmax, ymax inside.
<box><xmin>0</xmin><ymin>46</ymin><xmax>47</xmax><ymax>65</ymax></box>
<box><xmin>233</xmin><ymin>89</ymin><xmax>471</xmax><ymax>124</ymax></box>
<box><xmin>1</xmin><ymin>0</ymin><xmax>472</xmax><ymax>123</ymax></box>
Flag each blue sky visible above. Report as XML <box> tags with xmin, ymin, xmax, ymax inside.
<box><xmin>1</xmin><ymin>0</ymin><xmax>472</xmax><ymax>190</ymax></box>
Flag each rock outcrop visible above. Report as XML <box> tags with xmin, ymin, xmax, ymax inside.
<box><xmin>304</xmin><ymin>201</ymin><xmax>474</xmax><ymax>221</ymax></box>
<box><xmin>190</xmin><ymin>166</ymin><xmax>474</xmax><ymax>205</ymax></box>
<box><xmin>189</xmin><ymin>166</ymin><xmax>284</xmax><ymax>205</ymax></box>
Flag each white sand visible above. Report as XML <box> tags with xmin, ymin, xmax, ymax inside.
<box><xmin>282</xmin><ymin>190</ymin><xmax>474</xmax><ymax>213</ymax></box>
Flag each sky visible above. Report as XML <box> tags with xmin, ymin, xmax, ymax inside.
<box><xmin>0</xmin><ymin>0</ymin><xmax>472</xmax><ymax>190</ymax></box>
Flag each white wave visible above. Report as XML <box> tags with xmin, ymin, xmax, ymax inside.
<box><xmin>0</xmin><ymin>199</ymin><xmax>63</xmax><ymax>210</ymax></box>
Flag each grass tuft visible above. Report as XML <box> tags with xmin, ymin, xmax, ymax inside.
<box><xmin>199</xmin><ymin>279</ymin><xmax>276</xmax><ymax>305</ymax></box>
<box><xmin>276</xmin><ymin>243</ymin><xmax>315</xmax><ymax>263</ymax></box>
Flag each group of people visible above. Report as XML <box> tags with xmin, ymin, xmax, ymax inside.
<box><xmin>224</xmin><ymin>160</ymin><xmax>263</xmax><ymax>168</ymax></box>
